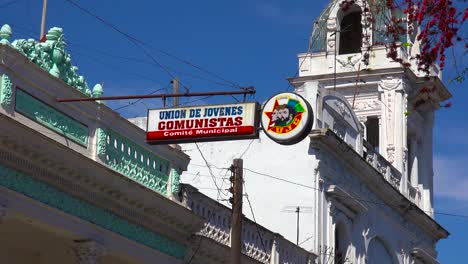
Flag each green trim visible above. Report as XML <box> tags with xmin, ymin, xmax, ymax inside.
<box><xmin>0</xmin><ymin>164</ymin><xmax>186</xmax><ymax>259</ymax></box>
<box><xmin>0</xmin><ymin>73</ymin><xmax>12</xmax><ymax>107</ymax></box>
<box><xmin>97</xmin><ymin>128</ymin><xmax>170</xmax><ymax>195</ymax></box>
<box><xmin>311</xmin><ymin>1</ymin><xmax>335</xmax><ymax>53</ymax></box>
<box><xmin>15</xmin><ymin>89</ymin><xmax>89</xmax><ymax>146</ymax></box>
<box><xmin>170</xmin><ymin>168</ymin><xmax>181</xmax><ymax>195</ymax></box>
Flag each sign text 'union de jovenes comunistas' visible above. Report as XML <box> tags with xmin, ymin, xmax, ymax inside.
<box><xmin>147</xmin><ymin>103</ymin><xmax>259</xmax><ymax>144</ymax></box>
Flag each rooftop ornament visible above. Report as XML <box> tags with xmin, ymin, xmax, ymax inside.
<box><xmin>10</xmin><ymin>26</ymin><xmax>92</xmax><ymax>97</ymax></box>
<box><xmin>0</xmin><ymin>24</ymin><xmax>12</xmax><ymax>45</ymax></box>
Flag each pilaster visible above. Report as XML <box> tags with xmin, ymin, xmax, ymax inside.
<box><xmin>410</xmin><ymin>139</ymin><xmax>419</xmax><ymax>186</ymax></box>
<box><xmin>420</xmin><ymin>111</ymin><xmax>435</xmax><ymax>215</ymax></box>
<box><xmin>269</xmin><ymin>237</ymin><xmax>279</xmax><ymax>264</ymax></box>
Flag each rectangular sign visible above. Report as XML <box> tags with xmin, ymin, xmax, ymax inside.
<box><xmin>147</xmin><ymin>102</ymin><xmax>259</xmax><ymax>144</ymax></box>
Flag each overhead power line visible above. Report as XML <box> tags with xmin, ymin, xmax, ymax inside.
<box><xmin>63</xmin><ymin>0</ymin><xmax>243</xmax><ymax>91</ymax></box>
<box><xmin>64</xmin><ymin>0</ymin><xmax>188</xmax><ymax>90</ymax></box>
<box><xmin>243</xmin><ymin>182</ymin><xmax>268</xmax><ymax>253</ymax></box>
<box><xmin>113</xmin><ymin>85</ymin><xmax>169</xmax><ymax>111</ymax></box>
<box><xmin>195</xmin><ymin>143</ymin><xmax>228</xmax><ymax>201</ymax></box>
<box><xmin>243</xmin><ymin>167</ymin><xmax>468</xmax><ymax>220</ymax></box>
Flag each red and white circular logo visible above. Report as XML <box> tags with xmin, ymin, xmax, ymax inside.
<box><xmin>261</xmin><ymin>92</ymin><xmax>313</xmax><ymax>145</ymax></box>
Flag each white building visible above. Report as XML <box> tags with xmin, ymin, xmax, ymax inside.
<box><xmin>0</xmin><ymin>25</ymin><xmax>314</xmax><ymax>264</ymax></box>
<box><xmin>176</xmin><ymin>0</ymin><xmax>450</xmax><ymax>263</ymax></box>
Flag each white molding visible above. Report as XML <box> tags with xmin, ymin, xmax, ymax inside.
<box><xmin>0</xmin><ymin>188</ymin><xmax>182</xmax><ymax>264</ymax></box>
<box><xmin>411</xmin><ymin>248</ymin><xmax>439</xmax><ymax>264</ymax></box>
<box><xmin>326</xmin><ymin>185</ymin><xmax>367</xmax><ymax>219</ymax></box>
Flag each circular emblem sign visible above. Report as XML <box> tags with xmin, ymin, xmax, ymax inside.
<box><xmin>261</xmin><ymin>92</ymin><xmax>313</xmax><ymax>145</ymax></box>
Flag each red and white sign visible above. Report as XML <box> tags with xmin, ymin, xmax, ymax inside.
<box><xmin>147</xmin><ymin>103</ymin><xmax>259</xmax><ymax>144</ymax></box>
<box><xmin>261</xmin><ymin>92</ymin><xmax>313</xmax><ymax>145</ymax></box>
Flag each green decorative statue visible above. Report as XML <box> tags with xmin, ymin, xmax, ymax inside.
<box><xmin>11</xmin><ymin>26</ymin><xmax>92</xmax><ymax>97</ymax></box>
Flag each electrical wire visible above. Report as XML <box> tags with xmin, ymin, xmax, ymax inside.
<box><xmin>67</xmin><ymin>41</ymin><xmax>239</xmax><ymax>88</ymax></box>
<box><xmin>177</xmin><ymin>95</ymin><xmax>213</xmax><ymax>107</ymax></box>
<box><xmin>244</xmin><ymin>186</ymin><xmax>268</xmax><ymax>253</ymax></box>
<box><xmin>64</xmin><ymin>0</ymin><xmax>251</xmax><ymax>110</ymax></box>
<box><xmin>113</xmin><ymin>85</ymin><xmax>169</xmax><ymax>111</ymax></box>
<box><xmin>7</xmin><ymin>21</ymin><xmax>235</xmax><ymax>93</ymax></box>
<box><xmin>195</xmin><ymin>143</ymin><xmax>228</xmax><ymax>201</ymax></box>
<box><xmin>285</xmin><ymin>22</ymin><xmax>317</xmax><ymax>92</ymax></box>
<box><xmin>148</xmin><ymin>46</ymin><xmax>243</xmax><ymax>89</ymax></box>
<box><xmin>6</xmin><ymin>23</ymin><xmax>222</xmax><ymax>114</ymax></box>
<box><xmin>239</xmin><ymin>139</ymin><xmax>255</xmax><ymax>159</ymax></box>
<box><xmin>63</xmin><ymin>0</ymin><xmax>244</xmax><ymax>93</ymax></box>
<box><xmin>3</xmin><ymin>23</ymin><xmax>174</xmax><ymax>98</ymax></box>
<box><xmin>299</xmin><ymin>235</ymin><xmax>314</xmax><ymax>246</ymax></box>
<box><xmin>63</xmin><ymin>0</ymin><xmax>189</xmax><ymax>90</ymax></box>
<box><xmin>243</xmin><ymin>167</ymin><xmax>468</xmax><ymax>220</ymax></box>
<box><xmin>185</xmin><ymin>235</ymin><xmax>203</xmax><ymax>264</ymax></box>
<box><xmin>186</xmin><ymin>162</ymin><xmax>468</xmax><ymax>220</ymax></box>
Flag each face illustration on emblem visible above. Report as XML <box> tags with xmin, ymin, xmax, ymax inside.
<box><xmin>272</xmin><ymin>104</ymin><xmax>296</xmax><ymax>127</ymax></box>
<box><xmin>271</xmin><ymin>108</ymin><xmax>279</xmax><ymax>124</ymax></box>
<box><xmin>265</xmin><ymin>96</ymin><xmax>304</xmax><ymax>131</ymax></box>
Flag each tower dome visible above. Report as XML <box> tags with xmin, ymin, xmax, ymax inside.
<box><xmin>309</xmin><ymin>0</ymin><xmax>407</xmax><ymax>56</ymax></box>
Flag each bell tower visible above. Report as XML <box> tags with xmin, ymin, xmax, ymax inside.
<box><xmin>291</xmin><ymin>0</ymin><xmax>451</xmax><ymax>215</ymax></box>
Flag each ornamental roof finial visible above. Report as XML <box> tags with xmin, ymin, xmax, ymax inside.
<box><xmin>0</xmin><ymin>24</ymin><xmax>12</xmax><ymax>45</ymax></box>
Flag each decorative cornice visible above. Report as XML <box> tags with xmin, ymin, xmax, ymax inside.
<box><xmin>0</xmin><ymin>163</ymin><xmax>187</xmax><ymax>259</ymax></box>
<box><xmin>326</xmin><ymin>185</ymin><xmax>367</xmax><ymax>219</ymax></box>
<box><xmin>411</xmin><ymin>248</ymin><xmax>439</xmax><ymax>264</ymax></box>
<box><xmin>0</xmin><ymin>73</ymin><xmax>12</xmax><ymax>108</ymax></box>
<box><xmin>379</xmin><ymin>77</ymin><xmax>402</xmax><ymax>91</ymax></box>
<box><xmin>15</xmin><ymin>89</ymin><xmax>89</xmax><ymax>146</ymax></box>
<box><xmin>309</xmin><ymin>128</ymin><xmax>449</xmax><ymax>240</ymax></box>
<box><xmin>0</xmin><ymin>44</ymin><xmax>190</xmax><ymax>171</ymax></box>
<box><xmin>0</xmin><ymin>114</ymin><xmax>203</xmax><ymax>239</ymax></box>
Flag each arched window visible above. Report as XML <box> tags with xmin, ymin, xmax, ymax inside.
<box><xmin>368</xmin><ymin>238</ymin><xmax>393</xmax><ymax>264</ymax></box>
<box><xmin>339</xmin><ymin>11</ymin><xmax>362</xmax><ymax>54</ymax></box>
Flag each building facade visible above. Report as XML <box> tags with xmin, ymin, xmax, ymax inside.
<box><xmin>0</xmin><ymin>25</ymin><xmax>203</xmax><ymax>264</ymax></box>
<box><xmin>178</xmin><ymin>1</ymin><xmax>450</xmax><ymax>263</ymax></box>
<box><xmin>0</xmin><ymin>25</ymin><xmax>313</xmax><ymax>263</ymax></box>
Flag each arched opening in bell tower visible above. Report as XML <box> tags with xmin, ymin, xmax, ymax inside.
<box><xmin>339</xmin><ymin>11</ymin><xmax>363</xmax><ymax>54</ymax></box>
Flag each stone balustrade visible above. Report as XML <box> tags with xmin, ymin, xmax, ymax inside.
<box><xmin>407</xmin><ymin>185</ymin><xmax>422</xmax><ymax>208</ymax></box>
<box><xmin>181</xmin><ymin>184</ymin><xmax>314</xmax><ymax>264</ymax></box>
<box><xmin>96</xmin><ymin>128</ymin><xmax>171</xmax><ymax>195</ymax></box>
<box><xmin>362</xmin><ymin>140</ymin><xmax>402</xmax><ymax>190</ymax></box>
<box><xmin>362</xmin><ymin>140</ymin><xmax>424</xmax><ymax>208</ymax></box>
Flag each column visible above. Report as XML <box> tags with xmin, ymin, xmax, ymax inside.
<box><xmin>377</xmin><ymin>116</ymin><xmax>383</xmax><ymax>154</ymax></box>
<box><xmin>167</xmin><ymin>167</ymin><xmax>181</xmax><ymax>200</ymax></box>
<box><xmin>394</xmin><ymin>89</ymin><xmax>405</xmax><ymax>172</ymax></box>
<box><xmin>410</xmin><ymin>138</ymin><xmax>419</xmax><ymax>186</ymax></box>
<box><xmin>73</xmin><ymin>240</ymin><xmax>105</xmax><ymax>264</ymax></box>
<box><xmin>421</xmin><ymin>111</ymin><xmax>435</xmax><ymax>215</ymax></box>
<box><xmin>269</xmin><ymin>235</ymin><xmax>280</xmax><ymax>264</ymax></box>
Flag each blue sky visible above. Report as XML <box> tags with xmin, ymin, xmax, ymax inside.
<box><xmin>2</xmin><ymin>0</ymin><xmax>467</xmax><ymax>262</ymax></box>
